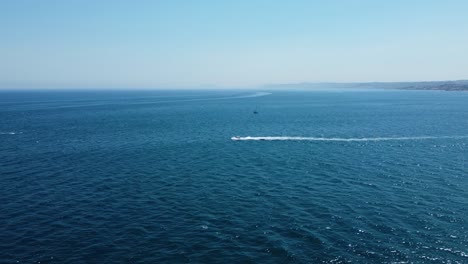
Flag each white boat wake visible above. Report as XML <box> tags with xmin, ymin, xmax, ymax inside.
<box><xmin>176</xmin><ymin>92</ymin><xmax>271</xmax><ymax>102</ymax></box>
<box><xmin>231</xmin><ymin>136</ymin><xmax>468</xmax><ymax>142</ymax></box>
<box><xmin>23</xmin><ymin>92</ymin><xmax>272</xmax><ymax>110</ymax></box>
<box><xmin>232</xmin><ymin>92</ymin><xmax>272</xmax><ymax>99</ymax></box>
<box><xmin>0</xmin><ymin>132</ymin><xmax>18</xmax><ymax>135</ymax></box>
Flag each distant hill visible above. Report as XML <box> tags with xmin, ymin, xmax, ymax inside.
<box><xmin>264</xmin><ymin>80</ymin><xmax>468</xmax><ymax>91</ymax></box>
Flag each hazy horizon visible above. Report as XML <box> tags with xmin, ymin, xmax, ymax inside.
<box><xmin>2</xmin><ymin>0</ymin><xmax>468</xmax><ymax>89</ymax></box>
<box><xmin>1</xmin><ymin>79</ymin><xmax>468</xmax><ymax>91</ymax></box>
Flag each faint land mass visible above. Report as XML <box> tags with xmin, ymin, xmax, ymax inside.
<box><xmin>264</xmin><ymin>80</ymin><xmax>468</xmax><ymax>91</ymax></box>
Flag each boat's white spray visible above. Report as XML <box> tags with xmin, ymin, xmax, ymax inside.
<box><xmin>231</xmin><ymin>136</ymin><xmax>468</xmax><ymax>141</ymax></box>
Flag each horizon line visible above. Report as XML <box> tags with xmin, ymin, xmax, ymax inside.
<box><xmin>1</xmin><ymin>79</ymin><xmax>467</xmax><ymax>90</ymax></box>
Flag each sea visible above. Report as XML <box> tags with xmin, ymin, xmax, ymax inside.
<box><xmin>0</xmin><ymin>89</ymin><xmax>467</xmax><ymax>263</ymax></box>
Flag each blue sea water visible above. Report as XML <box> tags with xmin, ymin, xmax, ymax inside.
<box><xmin>0</xmin><ymin>89</ymin><xmax>467</xmax><ymax>263</ymax></box>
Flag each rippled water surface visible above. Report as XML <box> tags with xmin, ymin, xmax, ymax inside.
<box><xmin>1</xmin><ymin>90</ymin><xmax>467</xmax><ymax>263</ymax></box>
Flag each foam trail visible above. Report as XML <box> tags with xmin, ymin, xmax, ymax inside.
<box><xmin>0</xmin><ymin>132</ymin><xmax>17</xmax><ymax>135</ymax></box>
<box><xmin>231</xmin><ymin>136</ymin><xmax>468</xmax><ymax>142</ymax></box>
<box><xmin>232</xmin><ymin>92</ymin><xmax>272</xmax><ymax>98</ymax></box>
<box><xmin>21</xmin><ymin>92</ymin><xmax>273</xmax><ymax>110</ymax></box>
<box><xmin>173</xmin><ymin>92</ymin><xmax>271</xmax><ymax>102</ymax></box>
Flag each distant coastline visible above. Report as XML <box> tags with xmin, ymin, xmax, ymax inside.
<box><xmin>264</xmin><ymin>80</ymin><xmax>468</xmax><ymax>91</ymax></box>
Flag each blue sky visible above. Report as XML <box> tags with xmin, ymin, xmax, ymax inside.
<box><xmin>1</xmin><ymin>0</ymin><xmax>468</xmax><ymax>89</ymax></box>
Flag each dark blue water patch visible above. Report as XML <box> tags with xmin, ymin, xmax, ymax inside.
<box><xmin>0</xmin><ymin>90</ymin><xmax>467</xmax><ymax>263</ymax></box>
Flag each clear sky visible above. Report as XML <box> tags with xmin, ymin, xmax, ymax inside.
<box><xmin>1</xmin><ymin>0</ymin><xmax>468</xmax><ymax>89</ymax></box>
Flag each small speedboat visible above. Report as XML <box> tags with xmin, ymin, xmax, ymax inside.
<box><xmin>232</xmin><ymin>136</ymin><xmax>241</xmax><ymax>140</ymax></box>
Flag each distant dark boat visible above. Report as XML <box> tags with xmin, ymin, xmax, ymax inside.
<box><xmin>253</xmin><ymin>105</ymin><xmax>258</xmax><ymax>114</ymax></box>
